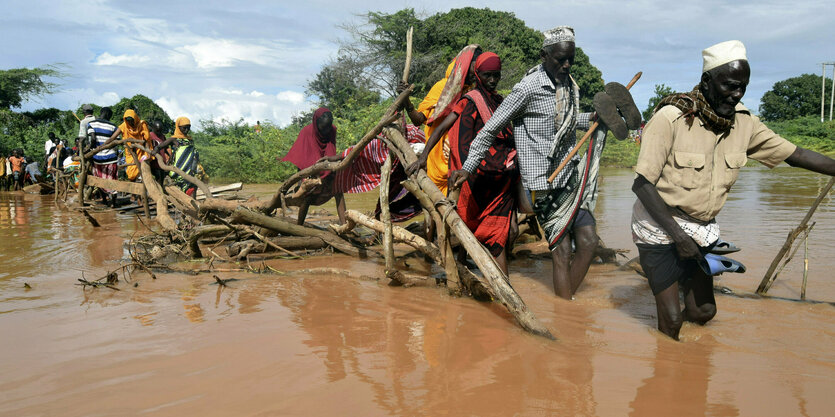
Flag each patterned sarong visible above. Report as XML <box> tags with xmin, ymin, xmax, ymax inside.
<box><xmin>533</xmin><ymin>127</ymin><xmax>607</xmax><ymax>250</ymax></box>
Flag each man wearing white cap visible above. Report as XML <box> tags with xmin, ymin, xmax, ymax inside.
<box><xmin>631</xmin><ymin>40</ymin><xmax>835</xmax><ymax>340</ymax></box>
<box><xmin>450</xmin><ymin>26</ymin><xmax>639</xmax><ymax>300</ymax></box>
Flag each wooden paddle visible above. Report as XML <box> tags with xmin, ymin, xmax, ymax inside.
<box><xmin>547</xmin><ymin>71</ymin><xmax>642</xmax><ymax>184</ymax></box>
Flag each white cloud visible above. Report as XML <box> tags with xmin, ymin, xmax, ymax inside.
<box><xmin>94</xmin><ymin>52</ymin><xmax>150</xmax><ymax>66</ymax></box>
<box><xmin>180</xmin><ymin>40</ymin><xmax>271</xmax><ymax>69</ymax></box>
<box><xmin>276</xmin><ymin>91</ymin><xmax>305</xmax><ymax>105</ymax></box>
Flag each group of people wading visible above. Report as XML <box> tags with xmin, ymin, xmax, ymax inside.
<box><xmin>281</xmin><ymin>27</ymin><xmax>835</xmax><ymax>341</ymax></box>
<box><xmin>72</xmin><ymin>105</ymin><xmax>201</xmax><ymax>207</ymax></box>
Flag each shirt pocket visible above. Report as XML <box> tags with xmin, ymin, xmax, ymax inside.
<box><xmin>673</xmin><ymin>151</ymin><xmax>706</xmax><ymax>189</ymax></box>
<box><xmin>722</xmin><ymin>152</ymin><xmax>747</xmax><ymax>189</ymax></box>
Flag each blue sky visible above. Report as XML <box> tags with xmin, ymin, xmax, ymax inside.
<box><xmin>2</xmin><ymin>0</ymin><xmax>833</xmax><ymax>127</ymax></box>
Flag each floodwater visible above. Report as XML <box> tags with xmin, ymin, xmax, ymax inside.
<box><xmin>0</xmin><ymin>167</ymin><xmax>833</xmax><ymax>416</ymax></box>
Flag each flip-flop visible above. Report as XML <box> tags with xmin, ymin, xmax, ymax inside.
<box><xmin>593</xmin><ymin>92</ymin><xmax>628</xmax><ymax>140</ymax></box>
<box><xmin>698</xmin><ymin>254</ymin><xmax>746</xmax><ymax>276</ymax></box>
<box><xmin>710</xmin><ymin>238</ymin><xmax>741</xmax><ymax>254</ymax></box>
<box><xmin>604</xmin><ymin>82</ymin><xmax>642</xmax><ymax>129</ymax></box>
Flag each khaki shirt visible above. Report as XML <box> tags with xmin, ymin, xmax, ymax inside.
<box><xmin>635</xmin><ymin>104</ymin><xmax>796</xmax><ymax>222</ymax></box>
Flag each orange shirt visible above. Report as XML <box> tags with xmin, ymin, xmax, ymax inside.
<box><xmin>9</xmin><ymin>156</ymin><xmax>24</xmax><ymax>172</ymax></box>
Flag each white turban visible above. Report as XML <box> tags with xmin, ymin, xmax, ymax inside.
<box><xmin>702</xmin><ymin>40</ymin><xmax>747</xmax><ymax>73</ymax></box>
<box><xmin>543</xmin><ymin>26</ymin><xmax>575</xmax><ymax>47</ymax></box>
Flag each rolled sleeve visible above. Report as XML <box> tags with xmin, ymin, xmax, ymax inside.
<box><xmin>746</xmin><ymin>116</ymin><xmax>797</xmax><ymax>168</ymax></box>
<box><xmin>577</xmin><ymin>112</ymin><xmax>592</xmax><ymax>130</ymax></box>
<box><xmin>634</xmin><ymin>106</ymin><xmax>676</xmax><ymax>184</ymax></box>
<box><xmin>461</xmin><ymin>85</ymin><xmax>529</xmax><ymax>173</ymax></box>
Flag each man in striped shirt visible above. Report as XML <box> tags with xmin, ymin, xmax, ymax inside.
<box><xmin>450</xmin><ymin>26</ymin><xmax>619</xmax><ymax>300</ymax></box>
<box><xmin>87</xmin><ymin>107</ymin><xmax>119</xmax><ymax>206</ymax></box>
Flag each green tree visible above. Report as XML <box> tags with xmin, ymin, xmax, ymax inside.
<box><xmin>759</xmin><ymin>73</ymin><xmax>833</xmax><ymax>121</ymax></box>
<box><xmin>306</xmin><ymin>56</ymin><xmax>381</xmax><ymax>120</ymax></box>
<box><xmin>643</xmin><ymin>83</ymin><xmax>675</xmax><ymax>121</ymax></box>
<box><xmin>109</xmin><ymin>94</ymin><xmax>174</xmax><ymax>132</ymax></box>
<box><xmin>0</xmin><ymin>66</ymin><xmax>62</xmax><ymax>109</ymax></box>
<box><xmin>334</xmin><ymin>7</ymin><xmax>604</xmax><ymax>111</ymax></box>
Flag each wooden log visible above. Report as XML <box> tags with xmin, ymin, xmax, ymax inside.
<box><xmin>130</xmin><ymin>143</ymin><xmax>212</xmax><ymax>198</ymax></box>
<box><xmin>86</xmin><ymin>175</ymin><xmax>146</xmax><ymax>195</ymax></box>
<box><xmin>188</xmin><ymin>225</ymin><xmax>231</xmax><ymax>257</ymax></box>
<box><xmin>801</xmin><ymin>234</ymin><xmax>809</xmax><ymax>301</ymax></box>
<box><xmin>138</xmin><ymin>160</ymin><xmax>178</xmax><ymax>233</ymax></box>
<box><xmin>227</xmin><ymin>236</ymin><xmax>328</xmax><ymax>257</ymax></box>
<box><xmin>381</xmin><ymin>126</ymin><xmax>554</xmax><ymax>339</ymax></box>
<box><xmin>165</xmin><ymin>185</ymin><xmax>201</xmax><ymax>220</ymax></box>
<box><xmin>757</xmin><ymin>176</ymin><xmax>834</xmax><ymax>294</ymax></box>
<box><xmin>402</xmin><ymin>26</ymin><xmax>413</xmax><ymax>83</ymax></box>
<box><xmin>380</xmin><ymin>154</ymin><xmax>395</xmax><ymax>277</ymax></box>
<box><xmin>228</xmin><ymin>208</ymin><xmax>367</xmax><ymax>258</ymax></box>
<box><xmin>334</xmin><ymin>209</ymin><xmax>442</xmax><ymax>263</ymax></box>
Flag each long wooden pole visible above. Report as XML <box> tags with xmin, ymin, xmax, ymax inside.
<box><xmin>383</xmin><ymin>126</ymin><xmax>554</xmax><ymax>339</ymax></box>
<box><xmin>380</xmin><ymin>154</ymin><xmax>395</xmax><ymax>277</ymax></box>
<box><xmin>402</xmin><ymin>27</ymin><xmax>413</xmax><ymax>84</ymax></box>
<box><xmin>757</xmin><ymin>177</ymin><xmax>834</xmax><ymax>294</ymax></box>
<box><xmin>547</xmin><ymin>72</ymin><xmax>642</xmax><ymax>184</ymax></box>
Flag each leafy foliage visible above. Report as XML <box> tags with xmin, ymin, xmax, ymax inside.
<box><xmin>642</xmin><ymin>83</ymin><xmax>675</xmax><ymax>121</ymax></box>
<box><xmin>0</xmin><ymin>66</ymin><xmax>62</xmax><ymax>109</ymax></box>
<box><xmin>327</xmin><ymin>7</ymin><xmax>604</xmax><ymax>111</ymax></box>
<box><xmin>759</xmin><ymin>73</ymin><xmax>833</xmax><ymax>121</ymax></box>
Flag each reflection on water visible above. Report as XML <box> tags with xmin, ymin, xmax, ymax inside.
<box><xmin>0</xmin><ymin>169</ymin><xmax>833</xmax><ymax>416</ymax></box>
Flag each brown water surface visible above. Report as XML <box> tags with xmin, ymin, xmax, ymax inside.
<box><xmin>0</xmin><ymin>167</ymin><xmax>833</xmax><ymax>416</ymax></box>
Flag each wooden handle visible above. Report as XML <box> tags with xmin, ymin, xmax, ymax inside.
<box><xmin>547</xmin><ymin>72</ymin><xmax>642</xmax><ymax>184</ymax></box>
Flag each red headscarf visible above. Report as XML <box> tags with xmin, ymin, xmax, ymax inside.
<box><xmin>473</xmin><ymin>52</ymin><xmax>503</xmax><ymax>109</ymax></box>
<box><xmin>281</xmin><ymin>107</ymin><xmax>337</xmax><ymax>170</ymax></box>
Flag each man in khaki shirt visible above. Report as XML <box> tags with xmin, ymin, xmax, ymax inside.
<box><xmin>631</xmin><ymin>40</ymin><xmax>835</xmax><ymax>340</ymax></box>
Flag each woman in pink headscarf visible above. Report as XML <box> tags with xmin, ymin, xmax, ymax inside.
<box><xmin>281</xmin><ymin>108</ymin><xmax>346</xmax><ymax>225</ymax></box>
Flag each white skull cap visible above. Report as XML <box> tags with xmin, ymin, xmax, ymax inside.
<box><xmin>543</xmin><ymin>26</ymin><xmax>575</xmax><ymax>47</ymax></box>
<box><xmin>702</xmin><ymin>40</ymin><xmax>747</xmax><ymax>73</ymax></box>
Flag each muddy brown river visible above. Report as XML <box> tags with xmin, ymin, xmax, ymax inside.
<box><xmin>1</xmin><ymin>167</ymin><xmax>833</xmax><ymax>416</ymax></box>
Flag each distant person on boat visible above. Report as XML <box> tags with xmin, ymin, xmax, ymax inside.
<box><xmin>631</xmin><ymin>40</ymin><xmax>835</xmax><ymax>340</ymax></box>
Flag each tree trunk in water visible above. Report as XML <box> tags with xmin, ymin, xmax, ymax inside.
<box><xmin>380</xmin><ymin>126</ymin><xmax>554</xmax><ymax>340</ymax></box>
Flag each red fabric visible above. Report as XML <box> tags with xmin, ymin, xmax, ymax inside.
<box><xmin>426</xmin><ymin>47</ymin><xmax>477</xmax><ymax>125</ymax></box>
<box><xmin>448</xmin><ymin>90</ymin><xmax>517</xmax><ymax>257</ymax></box>
<box><xmin>149</xmin><ymin>132</ymin><xmax>169</xmax><ymax>164</ymax></box>
<box><xmin>334</xmin><ymin>124</ymin><xmax>425</xmax><ymax>194</ymax></box>
<box><xmin>92</xmin><ymin>162</ymin><xmax>118</xmax><ymax>194</ymax></box>
<box><xmin>281</xmin><ymin>107</ymin><xmax>336</xmax><ymax>170</ymax></box>
<box><xmin>475</xmin><ymin>52</ymin><xmax>501</xmax><ymax>72</ymax></box>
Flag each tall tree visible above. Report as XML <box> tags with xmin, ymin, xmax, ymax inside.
<box><xmin>109</xmin><ymin>94</ymin><xmax>174</xmax><ymax>133</ymax></box>
<box><xmin>642</xmin><ymin>83</ymin><xmax>675</xmax><ymax>121</ymax></box>
<box><xmin>332</xmin><ymin>7</ymin><xmax>604</xmax><ymax>111</ymax></box>
<box><xmin>0</xmin><ymin>66</ymin><xmax>62</xmax><ymax>109</ymax></box>
<box><xmin>305</xmin><ymin>56</ymin><xmax>381</xmax><ymax>119</ymax></box>
<box><xmin>759</xmin><ymin>73</ymin><xmax>833</xmax><ymax>121</ymax></box>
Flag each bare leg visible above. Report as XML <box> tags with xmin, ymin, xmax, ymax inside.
<box><xmin>654</xmin><ymin>282</ymin><xmax>684</xmax><ymax>340</ymax></box>
<box><xmin>297</xmin><ymin>200</ymin><xmax>310</xmax><ymax>225</ymax></box>
<box><xmin>334</xmin><ymin>192</ymin><xmax>347</xmax><ymax>224</ymax></box>
<box><xmin>495</xmin><ymin>248</ymin><xmax>508</xmax><ymax>276</ymax></box>
<box><xmin>551</xmin><ymin>237</ymin><xmax>572</xmax><ymax>299</ymax></box>
<box><xmin>569</xmin><ymin>225</ymin><xmax>599</xmax><ymax>295</ymax></box>
<box><xmin>682</xmin><ymin>270</ymin><xmax>717</xmax><ymax>325</ymax></box>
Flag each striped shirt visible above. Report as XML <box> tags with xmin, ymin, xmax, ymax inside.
<box><xmin>87</xmin><ymin>119</ymin><xmax>118</xmax><ymax>163</ymax></box>
<box><xmin>462</xmin><ymin>64</ymin><xmax>591</xmax><ymax>191</ymax></box>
